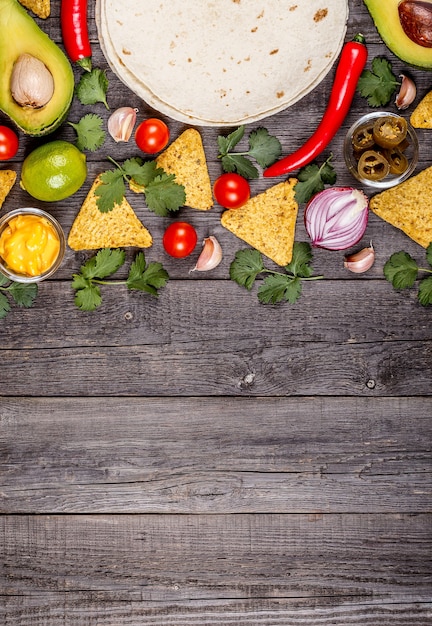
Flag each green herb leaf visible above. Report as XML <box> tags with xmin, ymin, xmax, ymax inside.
<box><xmin>426</xmin><ymin>242</ymin><xmax>432</xmax><ymax>268</ymax></box>
<box><xmin>258</xmin><ymin>274</ymin><xmax>302</xmax><ymax>304</ymax></box>
<box><xmin>74</xmin><ymin>283</ymin><xmax>102</xmax><ymax>311</ymax></box>
<box><xmin>285</xmin><ymin>242</ymin><xmax>313</xmax><ymax>278</ymax></box>
<box><xmin>8</xmin><ymin>282</ymin><xmax>38</xmax><ymax>307</ymax></box>
<box><xmin>418</xmin><ymin>275</ymin><xmax>432</xmax><ymax>306</ymax></box>
<box><xmin>68</xmin><ymin>113</ymin><xmax>106</xmax><ymax>151</ymax></box>
<box><xmin>218</xmin><ymin>125</ymin><xmax>281</xmax><ymax>178</ymax></box>
<box><xmin>357</xmin><ymin>57</ymin><xmax>399</xmax><ymax>107</ymax></box>
<box><xmin>124</xmin><ymin>159</ymin><xmax>161</xmax><ymax>187</ymax></box>
<box><xmin>294</xmin><ymin>155</ymin><xmax>336</xmax><ymax>203</ymax></box>
<box><xmin>384</xmin><ymin>251</ymin><xmax>418</xmax><ymax>289</ymax></box>
<box><xmin>127</xmin><ymin>253</ymin><xmax>169</xmax><ymax>296</ymax></box>
<box><xmin>81</xmin><ymin>248</ymin><xmax>126</xmax><ymax>280</ymax></box>
<box><xmin>75</xmin><ymin>68</ymin><xmax>109</xmax><ymax>109</ymax></box>
<box><xmin>95</xmin><ymin>169</ymin><xmax>126</xmax><ymax>213</ymax></box>
<box><xmin>0</xmin><ymin>291</ymin><xmax>11</xmax><ymax>319</ymax></box>
<box><xmin>248</xmin><ymin>127</ymin><xmax>282</xmax><ymax>168</ymax></box>
<box><xmin>145</xmin><ymin>173</ymin><xmax>186</xmax><ymax>216</ymax></box>
<box><xmin>229</xmin><ymin>249</ymin><xmax>265</xmax><ymax>290</ymax></box>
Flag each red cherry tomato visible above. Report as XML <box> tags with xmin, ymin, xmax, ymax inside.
<box><xmin>163</xmin><ymin>221</ymin><xmax>198</xmax><ymax>258</ymax></box>
<box><xmin>213</xmin><ymin>172</ymin><xmax>250</xmax><ymax>209</ymax></box>
<box><xmin>135</xmin><ymin>118</ymin><xmax>170</xmax><ymax>154</ymax></box>
<box><xmin>0</xmin><ymin>125</ymin><xmax>19</xmax><ymax>161</ymax></box>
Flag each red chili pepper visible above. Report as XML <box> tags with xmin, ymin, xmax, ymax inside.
<box><xmin>264</xmin><ymin>34</ymin><xmax>368</xmax><ymax>178</ymax></box>
<box><xmin>61</xmin><ymin>0</ymin><xmax>92</xmax><ymax>72</ymax></box>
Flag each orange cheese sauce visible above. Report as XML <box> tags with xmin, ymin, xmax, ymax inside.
<box><xmin>0</xmin><ymin>214</ymin><xmax>60</xmax><ymax>277</ymax></box>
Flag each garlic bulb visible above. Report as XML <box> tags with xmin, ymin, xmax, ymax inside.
<box><xmin>108</xmin><ymin>107</ymin><xmax>137</xmax><ymax>142</ymax></box>
<box><xmin>344</xmin><ymin>244</ymin><xmax>375</xmax><ymax>274</ymax></box>
<box><xmin>10</xmin><ymin>53</ymin><xmax>54</xmax><ymax>108</ymax></box>
<box><xmin>190</xmin><ymin>236</ymin><xmax>222</xmax><ymax>272</ymax></box>
<box><xmin>395</xmin><ymin>74</ymin><xmax>416</xmax><ymax>110</ymax></box>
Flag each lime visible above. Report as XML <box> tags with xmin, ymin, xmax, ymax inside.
<box><xmin>20</xmin><ymin>140</ymin><xmax>87</xmax><ymax>202</ymax></box>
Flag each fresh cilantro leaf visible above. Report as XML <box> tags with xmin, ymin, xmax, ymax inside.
<box><xmin>0</xmin><ymin>292</ymin><xmax>10</xmax><ymax>319</ymax></box>
<box><xmin>145</xmin><ymin>173</ymin><xmax>186</xmax><ymax>216</ymax></box>
<box><xmin>8</xmin><ymin>282</ymin><xmax>38</xmax><ymax>307</ymax></box>
<box><xmin>426</xmin><ymin>242</ymin><xmax>432</xmax><ymax>268</ymax></box>
<box><xmin>72</xmin><ymin>249</ymin><xmax>169</xmax><ymax>311</ymax></box>
<box><xmin>384</xmin><ymin>251</ymin><xmax>418</xmax><ymax>289</ymax></box>
<box><xmin>248</xmin><ymin>128</ymin><xmax>282</xmax><ymax>168</ymax></box>
<box><xmin>229</xmin><ymin>249</ymin><xmax>264</xmax><ymax>290</ymax></box>
<box><xmin>285</xmin><ymin>242</ymin><xmax>313</xmax><ymax>278</ymax></box>
<box><xmin>258</xmin><ymin>274</ymin><xmax>302</xmax><ymax>304</ymax></box>
<box><xmin>68</xmin><ymin>113</ymin><xmax>106</xmax><ymax>152</ymax></box>
<box><xmin>124</xmin><ymin>159</ymin><xmax>161</xmax><ymax>187</ymax></box>
<box><xmin>418</xmin><ymin>276</ymin><xmax>432</xmax><ymax>306</ymax></box>
<box><xmin>294</xmin><ymin>155</ymin><xmax>336</xmax><ymax>203</ymax></box>
<box><xmin>127</xmin><ymin>254</ymin><xmax>169</xmax><ymax>296</ymax></box>
<box><xmin>75</xmin><ymin>68</ymin><xmax>109</xmax><ymax>109</ymax></box>
<box><xmin>230</xmin><ymin>243</ymin><xmax>322</xmax><ymax>304</ymax></box>
<box><xmin>218</xmin><ymin>125</ymin><xmax>281</xmax><ymax>178</ymax></box>
<box><xmin>357</xmin><ymin>57</ymin><xmax>400</xmax><ymax>107</ymax></box>
<box><xmin>0</xmin><ymin>277</ymin><xmax>38</xmax><ymax>318</ymax></box>
<box><xmin>95</xmin><ymin>169</ymin><xmax>126</xmax><ymax>213</ymax></box>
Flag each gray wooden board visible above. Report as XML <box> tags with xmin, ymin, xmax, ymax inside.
<box><xmin>1</xmin><ymin>0</ymin><xmax>431</xmax><ymax>623</ymax></box>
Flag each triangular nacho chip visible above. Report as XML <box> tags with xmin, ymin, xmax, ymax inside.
<box><xmin>0</xmin><ymin>170</ymin><xmax>17</xmax><ymax>209</ymax></box>
<box><xmin>410</xmin><ymin>91</ymin><xmax>432</xmax><ymax>129</ymax></box>
<box><xmin>155</xmin><ymin>128</ymin><xmax>213</xmax><ymax>210</ymax></box>
<box><xmin>369</xmin><ymin>166</ymin><xmax>432</xmax><ymax>248</ymax></box>
<box><xmin>221</xmin><ymin>179</ymin><xmax>298</xmax><ymax>266</ymax></box>
<box><xmin>68</xmin><ymin>177</ymin><xmax>153</xmax><ymax>251</ymax></box>
<box><xmin>18</xmin><ymin>0</ymin><xmax>50</xmax><ymax>18</ymax></box>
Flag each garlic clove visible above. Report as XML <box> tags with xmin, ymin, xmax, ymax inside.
<box><xmin>11</xmin><ymin>53</ymin><xmax>54</xmax><ymax>109</ymax></box>
<box><xmin>395</xmin><ymin>74</ymin><xmax>417</xmax><ymax>110</ymax></box>
<box><xmin>190</xmin><ymin>236</ymin><xmax>222</xmax><ymax>272</ymax></box>
<box><xmin>108</xmin><ymin>107</ymin><xmax>138</xmax><ymax>142</ymax></box>
<box><xmin>344</xmin><ymin>244</ymin><xmax>375</xmax><ymax>274</ymax></box>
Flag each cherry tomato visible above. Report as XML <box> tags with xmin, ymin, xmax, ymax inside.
<box><xmin>163</xmin><ymin>221</ymin><xmax>198</xmax><ymax>258</ymax></box>
<box><xmin>135</xmin><ymin>118</ymin><xmax>170</xmax><ymax>154</ymax></box>
<box><xmin>0</xmin><ymin>126</ymin><xmax>19</xmax><ymax>161</ymax></box>
<box><xmin>213</xmin><ymin>172</ymin><xmax>250</xmax><ymax>209</ymax></box>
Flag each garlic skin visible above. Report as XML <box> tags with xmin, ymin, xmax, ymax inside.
<box><xmin>190</xmin><ymin>236</ymin><xmax>222</xmax><ymax>272</ymax></box>
<box><xmin>10</xmin><ymin>53</ymin><xmax>54</xmax><ymax>108</ymax></box>
<box><xmin>108</xmin><ymin>107</ymin><xmax>137</xmax><ymax>142</ymax></box>
<box><xmin>344</xmin><ymin>244</ymin><xmax>375</xmax><ymax>274</ymax></box>
<box><xmin>395</xmin><ymin>74</ymin><xmax>417</xmax><ymax>110</ymax></box>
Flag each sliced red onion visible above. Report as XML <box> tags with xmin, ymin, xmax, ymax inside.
<box><xmin>304</xmin><ymin>187</ymin><xmax>369</xmax><ymax>250</ymax></box>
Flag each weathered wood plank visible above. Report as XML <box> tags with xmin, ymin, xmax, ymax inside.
<box><xmin>1</xmin><ymin>397</ymin><xmax>430</xmax><ymax>513</ymax></box>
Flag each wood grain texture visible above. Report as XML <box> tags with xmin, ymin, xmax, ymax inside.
<box><xmin>1</xmin><ymin>0</ymin><xmax>431</xmax><ymax>623</ymax></box>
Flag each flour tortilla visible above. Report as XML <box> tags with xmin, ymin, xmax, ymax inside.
<box><xmin>96</xmin><ymin>0</ymin><xmax>348</xmax><ymax>126</ymax></box>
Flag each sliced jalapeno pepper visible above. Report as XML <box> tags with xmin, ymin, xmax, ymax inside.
<box><xmin>373</xmin><ymin>116</ymin><xmax>408</xmax><ymax>149</ymax></box>
<box><xmin>357</xmin><ymin>149</ymin><xmax>390</xmax><ymax>181</ymax></box>
<box><xmin>352</xmin><ymin>122</ymin><xmax>375</xmax><ymax>151</ymax></box>
<box><xmin>383</xmin><ymin>147</ymin><xmax>409</xmax><ymax>175</ymax></box>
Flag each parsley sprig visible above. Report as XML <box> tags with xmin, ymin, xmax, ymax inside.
<box><xmin>357</xmin><ymin>57</ymin><xmax>400</xmax><ymax>107</ymax></box>
<box><xmin>75</xmin><ymin>68</ymin><xmax>109</xmax><ymax>109</ymax></box>
<box><xmin>230</xmin><ymin>242</ymin><xmax>323</xmax><ymax>304</ymax></box>
<box><xmin>384</xmin><ymin>243</ymin><xmax>432</xmax><ymax>306</ymax></box>
<box><xmin>95</xmin><ymin>156</ymin><xmax>186</xmax><ymax>215</ymax></box>
<box><xmin>72</xmin><ymin>248</ymin><xmax>169</xmax><ymax>311</ymax></box>
<box><xmin>68</xmin><ymin>113</ymin><xmax>106</xmax><ymax>152</ymax></box>
<box><xmin>218</xmin><ymin>125</ymin><xmax>282</xmax><ymax>179</ymax></box>
<box><xmin>294</xmin><ymin>155</ymin><xmax>337</xmax><ymax>204</ymax></box>
<box><xmin>0</xmin><ymin>273</ymin><xmax>38</xmax><ymax>319</ymax></box>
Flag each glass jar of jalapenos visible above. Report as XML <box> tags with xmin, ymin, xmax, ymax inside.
<box><xmin>344</xmin><ymin>112</ymin><xmax>419</xmax><ymax>189</ymax></box>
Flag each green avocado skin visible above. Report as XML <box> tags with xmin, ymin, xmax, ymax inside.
<box><xmin>364</xmin><ymin>0</ymin><xmax>432</xmax><ymax>70</ymax></box>
<box><xmin>0</xmin><ymin>0</ymin><xmax>75</xmax><ymax>136</ymax></box>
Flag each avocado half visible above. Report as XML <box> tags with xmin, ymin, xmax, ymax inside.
<box><xmin>364</xmin><ymin>0</ymin><xmax>432</xmax><ymax>70</ymax></box>
<box><xmin>0</xmin><ymin>0</ymin><xmax>74</xmax><ymax>136</ymax></box>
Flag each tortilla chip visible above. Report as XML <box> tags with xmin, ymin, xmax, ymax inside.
<box><xmin>410</xmin><ymin>91</ymin><xmax>432</xmax><ymax>129</ymax></box>
<box><xmin>18</xmin><ymin>0</ymin><xmax>50</xmax><ymax>18</ymax></box>
<box><xmin>0</xmin><ymin>170</ymin><xmax>17</xmax><ymax>209</ymax></box>
<box><xmin>369</xmin><ymin>166</ymin><xmax>432</xmax><ymax>248</ymax></box>
<box><xmin>221</xmin><ymin>179</ymin><xmax>298</xmax><ymax>266</ymax></box>
<box><xmin>155</xmin><ymin>129</ymin><xmax>213</xmax><ymax>210</ymax></box>
<box><xmin>68</xmin><ymin>177</ymin><xmax>153</xmax><ymax>251</ymax></box>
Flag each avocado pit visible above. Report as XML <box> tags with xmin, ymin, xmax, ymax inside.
<box><xmin>398</xmin><ymin>0</ymin><xmax>432</xmax><ymax>47</ymax></box>
<box><xmin>11</xmin><ymin>53</ymin><xmax>55</xmax><ymax>108</ymax></box>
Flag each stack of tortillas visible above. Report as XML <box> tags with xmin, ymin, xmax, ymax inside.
<box><xmin>96</xmin><ymin>0</ymin><xmax>349</xmax><ymax>126</ymax></box>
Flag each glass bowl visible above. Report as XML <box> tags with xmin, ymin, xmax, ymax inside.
<box><xmin>0</xmin><ymin>207</ymin><xmax>65</xmax><ymax>283</ymax></box>
<box><xmin>344</xmin><ymin>111</ymin><xmax>419</xmax><ymax>190</ymax></box>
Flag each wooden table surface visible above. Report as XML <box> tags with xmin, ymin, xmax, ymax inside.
<box><xmin>1</xmin><ymin>1</ymin><xmax>431</xmax><ymax>624</ymax></box>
